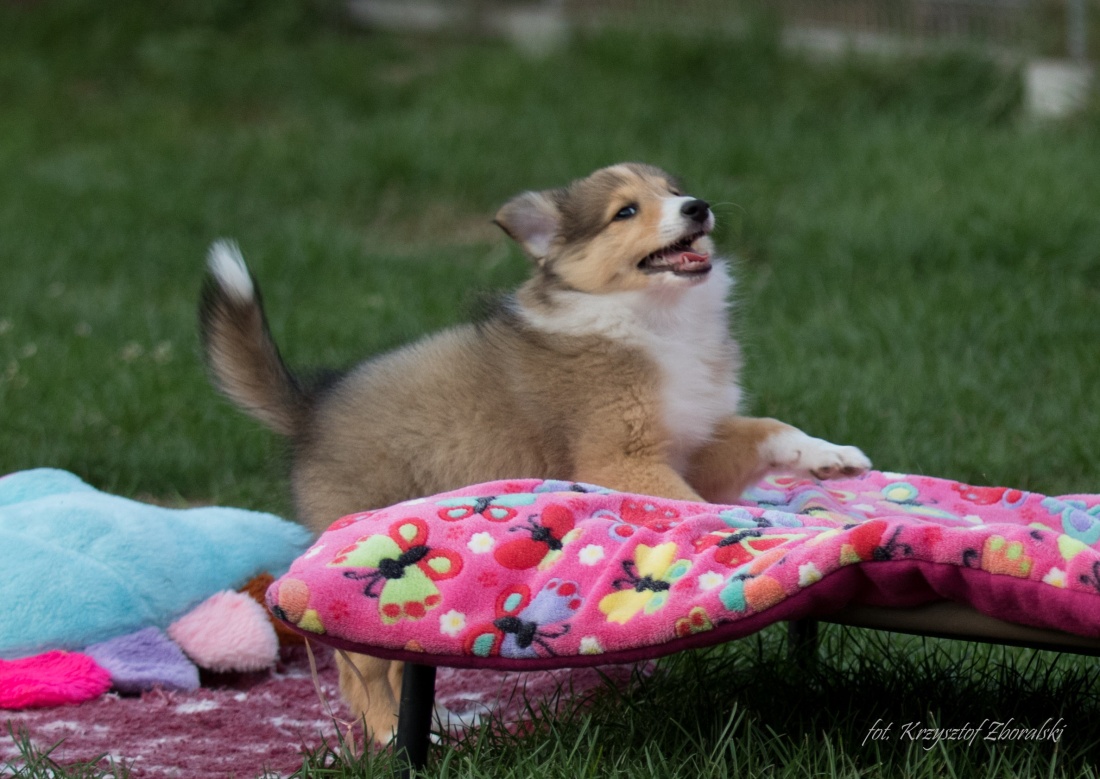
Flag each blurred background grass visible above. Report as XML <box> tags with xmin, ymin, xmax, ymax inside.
<box><xmin>3</xmin><ymin>2</ymin><xmax>1100</xmax><ymax>777</ymax></box>
<box><xmin>2</xmin><ymin>0</ymin><xmax>1096</xmax><ymax>512</ymax></box>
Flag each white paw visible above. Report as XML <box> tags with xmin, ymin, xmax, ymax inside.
<box><xmin>764</xmin><ymin>431</ymin><xmax>872</xmax><ymax>481</ymax></box>
<box><xmin>805</xmin><ymin>444</ymin><xmax>872</xmax><ymax>480</ymax></box>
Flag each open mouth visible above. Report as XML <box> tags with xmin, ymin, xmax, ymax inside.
<box><xmin>637</xmin><ymin>231</ymin><xmax>711</xmax><ymax>277</ymax></box>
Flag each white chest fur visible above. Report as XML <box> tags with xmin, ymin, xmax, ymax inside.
<box><xmin>632</xmin><ymin>265</ymin><xmax>742</xmax><ymax>467</ymax></box>
<box><xmin>521</xmin><ymin>261</ymin><xmax>742</xmax><ymax>470</ymax></box>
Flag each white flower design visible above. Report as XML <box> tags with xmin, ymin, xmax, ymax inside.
<box><xmin>698</xmin><ymin>571</ymin><xmax>725</xmax><ymax>591</ymax></box>
<box><xmin>467</xmin><ymin>532</ymin><xmax>494</xmax><ymax>554</ymax></box>
<box><xmin>798</xmin><ymin>562</ymin><xmax>823</xmax><ymax>587</ymax></box>
<box><xmin>578</xmin><ymin>544</ymin><xmax>605</xmax><ymax>566</ymax></box>
<box><xmin>1042</xmin><ymin>567</ymin><xmax>1067</xmax><ymax>588</ymax></box>
<box><xmin>579</xmin><ymin>636</ymin><xmax>603</xmax><ymax>655</ymax></box>
<box><xmin>440</xmin><ymin>610</ymin><xmax>466</xmax><ymax>637</ymax></box>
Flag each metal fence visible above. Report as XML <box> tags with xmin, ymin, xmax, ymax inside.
<box><xmin>777</xmin><ymin>0</ymin><xmax>1089</xmax><ymax>58</ymax></box>
<box><xmin>349</xmin><ymin>0</ymin><xmax>1093</xmax><ymax>60</ymax></box>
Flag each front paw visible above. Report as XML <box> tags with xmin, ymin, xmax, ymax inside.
<box><xmin>766</xmin><ymin>431</ymin><xmax>871</xmax><ymax>480</ymax></box>
<box><xmin>806</xmin><ymin>444</ymin><xmax>872</xmax><ymax>480</ymax></box>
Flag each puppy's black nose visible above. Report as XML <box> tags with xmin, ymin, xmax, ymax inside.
<box><xmin>681</xmin><ymin>198</ymin><xmax>710</xmax><ymax>223</ymax></box>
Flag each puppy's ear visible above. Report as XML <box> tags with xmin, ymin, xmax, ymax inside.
<box><xmin>494</xmin><ymin>190</ymin><xmax>561</xmax><ymax>262</ymax></box>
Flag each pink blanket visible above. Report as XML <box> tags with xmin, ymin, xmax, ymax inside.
<box><xmin>268</xmin><ymin>472</ymin><xmax>1100</xmax><ymax>670</ymax></box>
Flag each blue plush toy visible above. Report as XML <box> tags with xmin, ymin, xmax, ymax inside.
<box><xmin>0</xmin><ymin>469</ymin><xmax>311</xmax><ymax>659</ymax></box>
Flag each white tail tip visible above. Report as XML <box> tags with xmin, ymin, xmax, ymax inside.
<box><xmin>207</xmin><ymin>240</ymin><xmax>254</xmax><ymax>301</ymax></box>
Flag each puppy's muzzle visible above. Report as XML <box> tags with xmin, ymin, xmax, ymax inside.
<box><xmin>680</xmin><ymin>199</ymin><xmax>711</xmax><ymax>223</ymax></box>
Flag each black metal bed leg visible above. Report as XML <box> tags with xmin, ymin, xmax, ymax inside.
<box><xmin>788</xmin><ymin>618</ymin><xmax>820</xmax><ymax>664</ymax></box>
<box><xmin>395</xmin><ymin>662</ymin><xmax>436</xmax><ymax>778</ymax></box>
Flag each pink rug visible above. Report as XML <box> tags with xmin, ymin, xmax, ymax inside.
<box><xmin>0</xmin><ymin>644</ymin><xmax>643</xmax><ymax>777</ymax></box>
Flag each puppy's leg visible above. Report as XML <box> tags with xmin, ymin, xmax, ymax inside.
<box><xmin>687</xmin><ymin>417</ymin><xmax>871</xmax><ymax>503</ymax></box>
<box><xmin>575</xmin><ymin>452</ymin><xmax>703</xmax><ymax>502</ymax></box>
<box><xmin>337</xmin><ymin>651</ymin><xmax>400</xmax><ymax>747</ymax></box>
<box><xmin>387</xmin><ymin>658</ymin><xmax>404</xmax><ymax>709</ymax></box>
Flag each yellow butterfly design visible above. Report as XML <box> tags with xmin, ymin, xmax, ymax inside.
<box><xmin>599</xmin><ymin>542</ymin><xmax>692</xmax><ymax>625</ymax></box>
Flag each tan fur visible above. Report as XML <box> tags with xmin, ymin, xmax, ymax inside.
<box><xmin>687</xmin><ymin>417</ymin><xmax>800</xmax><ymax>501</ymax></box>
<box><xmin>337</xmin><ymin>652</ymin><xmax>402</xmax><ymax>741</ymax></box>
<box><xmin>199</xmin><ymin>276</ymin><xmax>306</xmax><ymax>437</ymax></box>
<box><xmin>199</xmin><ymin>163</ymin><xmax>870</xmax><ymax>747</ymax></box>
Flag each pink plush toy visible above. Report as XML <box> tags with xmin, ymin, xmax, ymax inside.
<box><xmin>0</xmin><ymin>651</ymin><xmax>111</xmax><ymax>709</ymax></box>
<box><xmin>168</xmin><ymin>590</ymin><xmax>279</xmax><ymax>673</ymax></box>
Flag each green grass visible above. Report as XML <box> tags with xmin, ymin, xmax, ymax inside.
<box><xmin>2</xmin><ymin>2</ymin><xmax>1100</xmax><ymax>777</ymax></box>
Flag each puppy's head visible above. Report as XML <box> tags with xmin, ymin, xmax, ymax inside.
<box><xmin>495</xmin><ymin>163</ymin><xmax>716</xmax><ymax>294</ymax></box>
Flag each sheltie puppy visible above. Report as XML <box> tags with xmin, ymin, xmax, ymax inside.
<box><xmin>199</xmin><ymin>162</ymin><xmax>870</xmax><ymax>744</ymax></box>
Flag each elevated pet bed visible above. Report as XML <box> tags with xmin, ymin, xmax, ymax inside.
<box><xmin>268</xmin><ymin>471</ymin><xmax>1100</xmax><ymax>772</ymax></box>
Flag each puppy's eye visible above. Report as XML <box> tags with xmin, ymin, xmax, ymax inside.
<box><xmin>614</xmin><ymin>204</ymin><xmax>638</xmax><ymax>221</ymax></box>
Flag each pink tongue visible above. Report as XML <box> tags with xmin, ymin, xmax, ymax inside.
<box><xmin>680</xmin><ymin>252</ymin><xmax>710</xmax><ymax>265</ymax></box>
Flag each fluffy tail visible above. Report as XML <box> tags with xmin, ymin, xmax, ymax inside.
<box><xmin>198</xmin><ymin>241</ymin><xmax>308</xmax><ymax>437</ymax></box>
